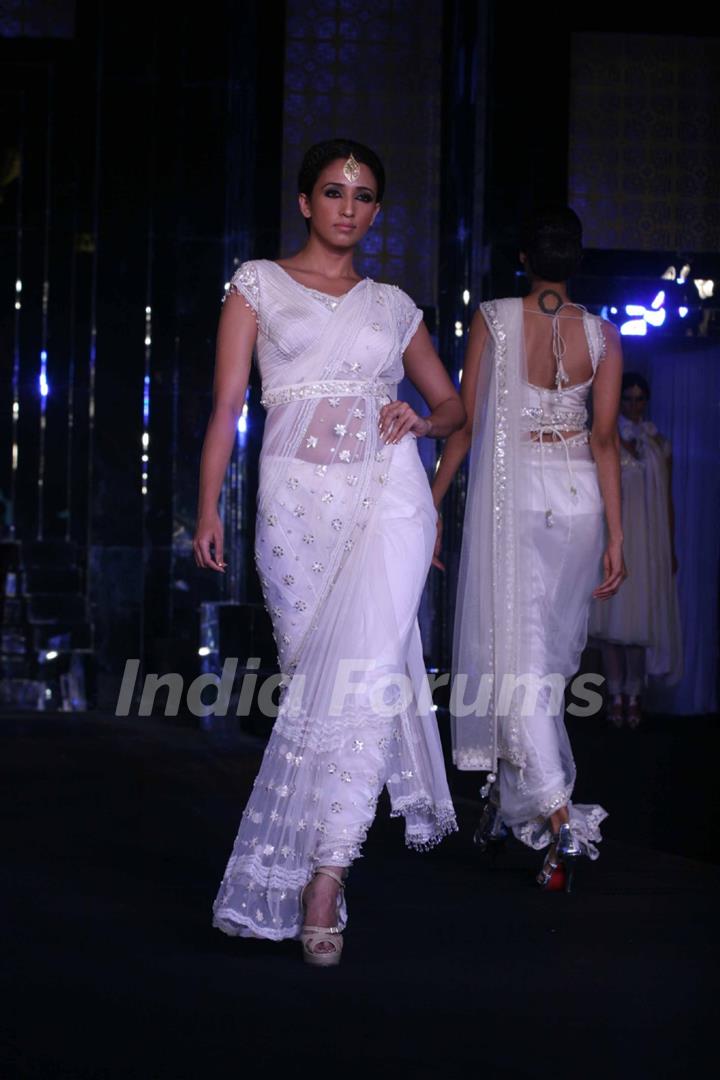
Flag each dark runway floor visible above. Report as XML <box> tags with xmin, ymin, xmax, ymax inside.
<box><xmin>3</xmin><ymin>708</ymin><xmax>718</xmax><ymax>1079</ymax></box>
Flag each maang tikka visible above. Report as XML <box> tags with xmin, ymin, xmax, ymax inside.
<box><xmin>343</xmin><ymin>153</ymin><xmax>361</xmax><ymax>183</ymax></box>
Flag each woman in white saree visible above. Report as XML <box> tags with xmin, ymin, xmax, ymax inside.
<box><xmin>589</xmin><ymin>372</ymin><xmax>682</xmax><ymax>727</ymax></box>
<box><xmin>194</xmin><ymin>140</ymin><xmax>463</xmax><ymax>964</ymax></box>
<box><xmin>432</xmin><ymin>208</ymin><xmax>625</xmax><ymax>892</ymax></box>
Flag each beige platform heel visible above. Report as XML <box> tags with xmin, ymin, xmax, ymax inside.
<box><xmin>300</xmin><ymin>867</ymin><xmax>346</xmax><ymax>968</ymax></box>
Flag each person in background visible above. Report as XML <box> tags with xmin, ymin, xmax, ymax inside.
<box><xmin>589</xmin><ymin>372</ymin><xmax>682</xmax><ymax>727</ymax></box>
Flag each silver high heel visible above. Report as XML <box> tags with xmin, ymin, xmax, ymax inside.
<box><xmin>300</xmin><ymin>868</ymin><xmax>346</xmax><ymax>968</ymax></box>
<box><xmin>536</xmin><ymin>823</ymin><xmax>583</xmax><ymax>893</ymax></box>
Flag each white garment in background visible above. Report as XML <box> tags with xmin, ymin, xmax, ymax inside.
<box><xmin>452</xmin><ymin>298</ymin><xmax>608</xmax><ymax>855</ymax></box>
<box><xmin>212</xmin><ymin>261</ymin><xmax>456</xmax><ymax>941</ymax></box>
<box><xmin>589</xmin><ymin>416</ymin><xmax>683</xmax><ymax>685</ymax></box>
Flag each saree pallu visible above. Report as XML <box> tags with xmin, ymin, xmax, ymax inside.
<box><xmin>212</xmin><ymin>261</ymin><xmax>456</xmax><ymax>941</ymax></box>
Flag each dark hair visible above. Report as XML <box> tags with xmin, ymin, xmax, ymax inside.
<box><xmin>297</xmin><ymin>139</ymin><xmax>386</xmax><ymax>202</ymax></box>
<box><xmin>520</xmin><ymin>206</ymin><xmax>583</xmax><ymax>282</ymax></box>
<box><xmin>622</xmin><ymin>372</ymin><xmax>651</xmax><ymax>399</ymax></box>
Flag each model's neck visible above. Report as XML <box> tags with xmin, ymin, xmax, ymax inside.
<box><xmin>293</xmin><ymin>236</ymin><xmax>358</xmax><ymax>279</ymax></box>
<box><xmin>526</xmin><ymin>280</ymin><xmax>571</xmax><ymax>305</ymax></box>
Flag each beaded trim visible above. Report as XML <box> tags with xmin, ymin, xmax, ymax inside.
<box><xmin>521</xmin><ymin>406</ymin><xmax>588</xmax><ymax>431</ymax></box>
<box><xmin>261</xmin><ymin>379</ymin><xmax>395</xmax><ymax>409</ymax></box>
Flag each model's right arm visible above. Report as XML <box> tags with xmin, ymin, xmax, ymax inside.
<box><xmin>193</xmin><ymin>294</ymin><xmax>257</xmax><ymax>571</ymax></box>
<box><xmin>429</xmin><ymin>309</ymin><xmax>489</xmax><ymax>568</ymax></box>
<box><xmin>431</xmin><ymin>309</ymin><xmax>488</xmax><ymax>508</ymax></box>
<box><xmin>590</xmin><ymin>322</ymin><xmax>625</xmax><ymax>599</ymax></box>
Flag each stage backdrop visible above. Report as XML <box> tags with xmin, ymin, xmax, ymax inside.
<box><xmin>569</xmin><ymin>32</ymin><xmax>720</xmax><ymax>253</ymax></box>
<box><xmin>623</xmin><ymin>338</ymin><xmax>720</xmax><ymax>715</ymax></box>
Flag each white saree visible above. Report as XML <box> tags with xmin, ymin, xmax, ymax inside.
<box><xmin>589</xmin><ymin>416</ymin><xmax>683</xmax><ymax>685</ymax></box>
<box><xmin>212</xmin><ymin>260</ymin><xmax>457</xmax><ymax>940</ymax></box>
<box><xmin>452</xmin><ymin>299</ymin><xmax>608</xmax><ymax>856</ymax></box>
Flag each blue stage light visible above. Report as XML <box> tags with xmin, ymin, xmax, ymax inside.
<box><xmin>620</xmin><ymin>318</ymin><xmax>647</xmax><ymax>337</ymax></box>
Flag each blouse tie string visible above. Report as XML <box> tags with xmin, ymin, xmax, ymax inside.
<box><xmin>537</xmin><ymin>425</ymin><xmax>578</xmax><ymax>528</ymax></box>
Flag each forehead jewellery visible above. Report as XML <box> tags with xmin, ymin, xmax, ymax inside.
<box><xmin>343</xmin><ymin>153</ymin><xmax>361</xmax><ymax>183</ymax></box>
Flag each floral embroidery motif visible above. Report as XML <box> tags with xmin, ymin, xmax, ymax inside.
<box><xmin>311</xmin><ymin>561</ymin><xmax>324</xmax><ymax>573</ymax></box>
<box><xmin>302</xmin><ymin>533</ymin><xmax>315</xmax><ymax>544</ymax></box>
<box><xmin>293</xmin><ymin>505</ymin><xmax>305</xmax><ymax>517</ymax></box>
<box><xmin>331</xmin><ymin>518</ymin><xmax>343</xmax><ymax>531</ymax></box>
<box><xmin>321</xmin><ymin>491</ymin><xmax>334</xmax><ymax>503</ymax></box>
<box><xmin>338</xmin><ymin>450</ymin><xmax>352</xmax><ymax>462</ymax></box>
<box><xmin>333</xmin><ymin>423</ymin><xmax>347</xmax><ymax>437</ymax></box>
<box><xmin>272</xmin><ymin>545</ymin><xmax>284</xmax><ymax>557</ymax></box>
<box><xmin>305</xmin><ymin>435</ymin><xmax>318</xmax><ymax>449</ymax></box>
<box><xmin>283</xmin><ymin>574</ymin><xmax>295</xmax><ymax>585</ymax></box>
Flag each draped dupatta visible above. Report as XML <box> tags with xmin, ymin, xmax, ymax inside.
<box><xmin>451</xmin><ymin>299</ymin><xmax>524</xmax><ymax>773</ymax></box>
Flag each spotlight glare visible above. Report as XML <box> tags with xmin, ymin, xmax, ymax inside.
<box><xmin>645</xmin><ymin>307</ymin><xmax>666</xmax><ymax>328</ymax></box>
<box><xmin>651</xmin><ymin>291</ymin><xmax>665</xmax><ymax>310</ymax></box>
<box><xmin>610</xmin><ymin>306</ymin><xmax>618</xmax><ymax>315</ymax></box>
<box><xmin>661</xmin><ymin>266</ymin><xmax>676</xmax><ymax>280</ymax></box>
<box><xmin>625</xmin><ymin>304</ymin><xmax>646</xmax><ymax>317</ymax></box>
<box><xmin>679</xmin><ymin>306</ymin><xmax>688</xmax><ymax>318</ymax></box>
<box><xmin>44</xmin><ymin>650</ymin><xmax>58</xmax><ymax>661</ymax></box>
<box><xmin>694</xmin><ymin>279</ymin><xmax>714</xmax><ymax>299</ymax></box>
<box><xmin>462</xmin><ymin>289</ymin><xmax>470</xmax><ymax>305</ymax></box>
<box><xmin>620</xmin><ymin>319</ymin><xmax>647</xmax><ymax>337</ymax></box>
<box><xmin>198</xmin><ymin>646</ymin><xmax>211</xmax><ymax>657</ymax></box>
<box><xmin>142</xmin><ymin>433</ymin><xmax>150</xmax><ymax>448</ymax></box>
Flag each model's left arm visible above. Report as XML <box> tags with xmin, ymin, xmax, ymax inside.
<box><xmin>590</xmin><ymin>322</ymin><xmax>626</xmax><ymax>600</ymax></box>
<box><xmin>378</xmin><ymin>320</ymin><xmax>465</xmax><ymax>443</ymax></box>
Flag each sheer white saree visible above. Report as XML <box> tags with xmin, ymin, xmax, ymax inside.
<box><xmin>589</xmin><ymin>417</ymin><xmax>682</xmax><ymax>685</ymax></box>
<box><xmin>452</xmin><ymin>299</ymin><xmax>608</xmax><ymax>856</ymax></box>
<box><xmin>212</xmin><ymin>261</ymin><xmax>456</xmax><ymax>940</ymax></box>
